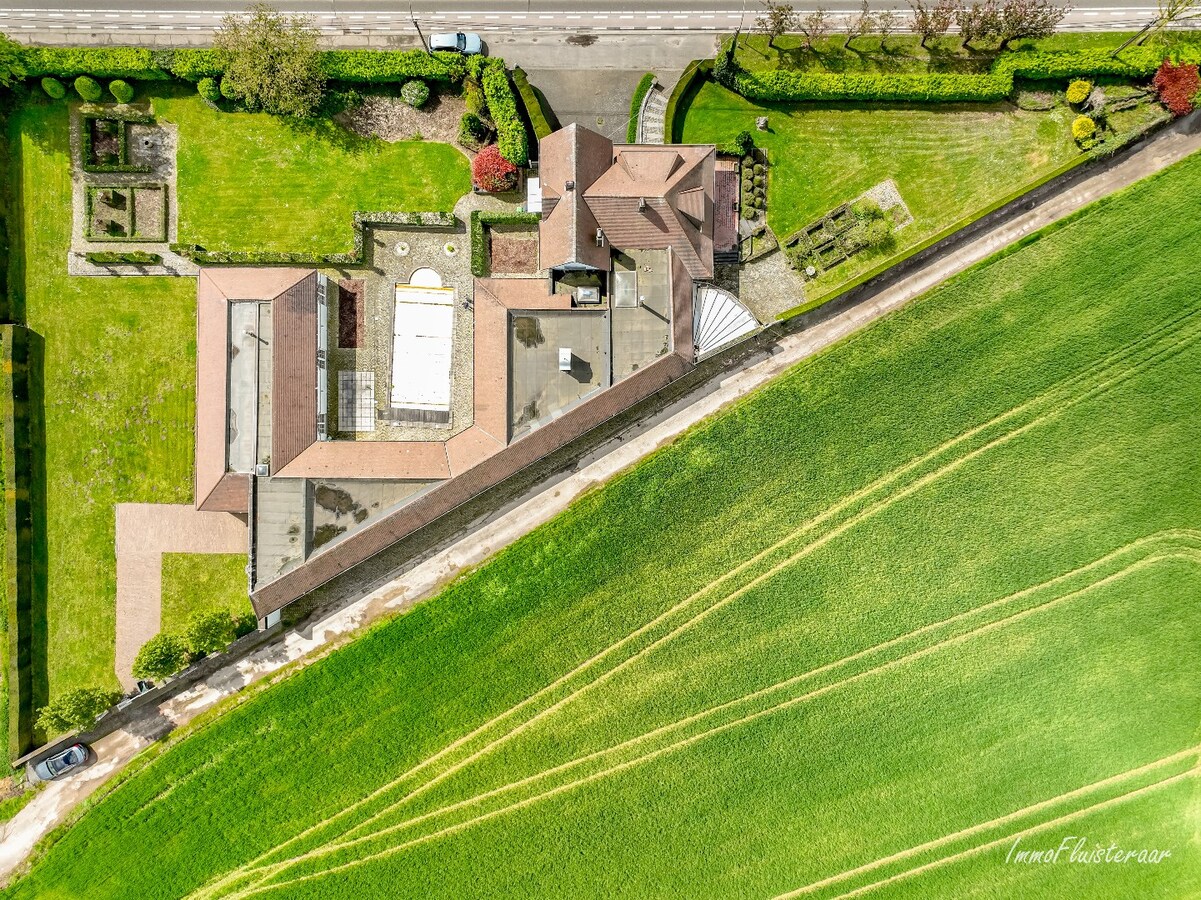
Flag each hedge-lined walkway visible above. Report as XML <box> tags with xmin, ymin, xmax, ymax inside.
<box><xmin>113</xmin><ymin>505</ymin><xmax>246</xmax><ymax>690</ymax></box>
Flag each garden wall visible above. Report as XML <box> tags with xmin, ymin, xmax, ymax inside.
<box><xmin>1</xmin><ymin>325</ymin><xmax>44</xmax><ymax>762</ymax></box>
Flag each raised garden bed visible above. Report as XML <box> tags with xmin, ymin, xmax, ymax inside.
<box><xmin>85</xmin><ymin>184</ymin><xmax>167</xmax><ymax>242</ymax></box>
<box><xmin>80</xmin><ymin>108</ymin><xmax>154</xmax><ymax>173</ymax></box>
<box><xmin>488</xmin><ymin>227</ymin><xmax>538</xmax><ymax>275</ymax></box>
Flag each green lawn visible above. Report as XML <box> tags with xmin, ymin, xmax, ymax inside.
<box><xmin>680</xmin><ymin>80</ymin><xmax>1080</xmax><ymax>298</ymax></box>
<box><xmin>9</xmin><ymin>99</ymin><xmax>197</xmax><ymax>704</ymax></box>
<box><xmin>7</xmin><ymin>141</ymin><xmax>1201</xmax><ymax>899</ymax></box>
<box><xmin>160</xmin><ymin>554</ymin><xmax>254</xmax><ymax>627</ymax></box>
<box><xmin>154</xmin><ymin>92</ymin><xmax>471</xmax><ymax>255</ymax></box>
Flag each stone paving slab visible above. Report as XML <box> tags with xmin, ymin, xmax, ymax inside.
<box><xmin>114</xmin><ymin>504</ymin><xmax>248</xmax><ymax>690</ymax></box>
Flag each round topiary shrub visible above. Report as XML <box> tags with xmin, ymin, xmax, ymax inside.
<box><xmin>74</xmin><ymin>75</ymin><xmax>102</xmax><ymax>102</ymax></box>
<box><xmin>1071</xmin><ymin>114</ymin><xmax>1096</xmax><ymax>142</ymax></box>
<box><xmin>472</xmin><ymin>143</ymin><xmax>518</xmax><ymax>193</ymax></box>
<box><xmin>401</xmin><ymin>79</ymin><xmax>430</xmax><ymax>109</ymax></box>
<box><xmin>754</xmin><ymin>175</ymin><xmax>765</xmax><ymax>187</ymax></box>
<box><xmin>198</xmin><ymin>77</ymin><xmax>221</xmax><ymax>104</ymax></box>
<box><xmin>1066</xmin><ymin>79</ymin><xmax>1092</xmax><ymax>105</ymax></box>
<box><xmin>753</xmin><ymin>164</ymin><xmax>764</xmax><ymax>175</ymax></box>
<box><xmin>219</xmin><ymin>75</ymin><xmax>240</xmax><ymax>101</ymax></box>
<box><xmin>109</xmin><ymin>79</ymin><xmax>134</xmax><ymax>104</ymax></box>
<box><xmin>41</xmin><ymin>77</ymin><xmax>66</xmax><ymax>100</ymax></box>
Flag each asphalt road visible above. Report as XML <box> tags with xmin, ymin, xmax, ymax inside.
<box><xmin>0</xmin><ymin>1</ymin><xmax>1166</xmax><ymax>38</ymax></box>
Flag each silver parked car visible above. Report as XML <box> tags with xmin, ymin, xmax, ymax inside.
<box><xmin>32</xmin><ymin>743</ymin><xmax>90</xmax><ymax>781</ymax></box>
<box><xmin>429</xmin><ymin>32</ymin><xmax>483</xmax><ymax>55</ymax></box>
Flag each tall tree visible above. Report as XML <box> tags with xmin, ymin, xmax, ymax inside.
<box><xmin>845</xmin><ymin>0</ymin><xmax>878</xmax><ymax>47</ymax></box>
<box><xmin>877</xmin><ymin>8</ymin><xmax>902</xmax><ymax>47</ymax></box>
<box><xmin>1114</xmin><ymin>0</ymin><xmax>1200</xmax><ymax>54</ymax></box>
<box><xmin>214</xmin><ymin>3</ymin><xmax>326</xmax><ymax>118</ymax></box>
<box><xmin>908</xmin><ymin>0</ymin><xmax>957</xmax><ymax>47</ymax></box>
<box><xmin>756</xmin><ymin>0</ymin><xmax>800</xmax><ymax>49</ymax></box>
<box><xmin>995</xmin><ymin>0</ymin><xmax>1070</xmax><ymax>50</ymax></box>
<box><xmin>798</xmin><ymin>7</ymin><xmax>832</xmax><ymax>48</ymax></box>
<box><xmin>956</xmin><ymin>0</ymin><xmax>1000</xmax><ymax>48</ymax></box>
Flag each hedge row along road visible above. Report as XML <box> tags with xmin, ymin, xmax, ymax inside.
<box><xmin>6</xmin><ymin>130</ymin><xmax>1201</xmax><ymax>898</ymax></box>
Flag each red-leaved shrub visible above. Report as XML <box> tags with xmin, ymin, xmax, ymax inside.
<box><xmin>472</xmin><ymin>144</ymin><xmax>518</xmax><ymax>193</ymax></box>
<box><xmin>1152</xmin><ymin>60</ymin><xmax>1200</xmax><ymax>117</ymax></box>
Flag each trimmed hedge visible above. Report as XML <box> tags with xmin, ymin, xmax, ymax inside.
<box><xmin>80</xmin><ymin>110</ymin><xmax>154</xmax><ymax>174</ymax></box>
<box><xmin>319</xmin><ymin>49</ymin><xmax>465</xmax><ymax>83</ymax></box>
<box><xmin>512</xmin><ymin>67</ymin><xmax>553</xmax><ymax>141</ymax></box>
<box><xmin>470</xmin><ymin>209</ymin><xmax>540</xmax><ymax>277</ymax></box>
<box><xmin>727</xmin><ymin>45</ymin><xmax>1201</xmax><ymax>105</ymax></box>
<box><xmin>108</xmin><ymin>79</ymin><xmax>134</xmax><ymax>104</ymax></box>
<box><xmin>22</xmin><ymin>46</ymin><xmax>467</xmax><ymax>84</ymax></box>
<box><xmin>472</xmin><ymin>57</ymin><xmax>529</xmax><ymax>166</ymax></box>
<box><xmin>197</xmin><ymin>77</ymin><xmax>221</xmax><ymax>104</ymax></box>
<box><xmin>84</xmin><ymin>251</ymin><xmax>162</xmax><ymax>265</ymax></box>
<box><xmin>174</xmin><ymin>210</ymin><xmax>457</xmax><ymax>266</ymax></box>
<box><xmin>23</xmin><ymin>47</ymin><xmax>172</xmax><ymax>80</ymax></box>
<box><xmin>664</xmin><ymin>59</ymin><xmax>711</xmax><ymax>144</ymax></box>
<box><xmin>73</xmin><ymin>75</ymin><xmax>102</xmax><ymax>102</ymax></box>
<box><xmin>627</xmin><ymin>73</ymin><xmax>655</xmax><ymax>142</ymax></box>
<box><xmin>2</xmin><ymin>326</ymin><xmax>42</xmax><ymax>762</ymax></box>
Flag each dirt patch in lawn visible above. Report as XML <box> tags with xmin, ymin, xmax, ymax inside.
<box><xmin>490</xmin><ymin>230</ymin><xmax>539</xmax><ymax>275</ymax></box>
<box><xmin>335</xmin><ymin>89</ymin><xmax>468</xmax><ymax>146</ymax></box>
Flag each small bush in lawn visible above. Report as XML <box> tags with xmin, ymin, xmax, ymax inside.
<box><xmin>733</xmin><ymin>130</ymin><xmax>755</xmax><ymax>156</ymax></box>
<box><xmin>36</xmin><ymin>687</ymin><xmax>120</xmax><ymax>735</ymax></box>
<box><xmin>1065</xmin><ymin>79</ymin><xmax>1091</xmax><ymax>105</ymax></box>
<box><xmin>41</xmin><ymin>77</ymin><xmax>66</xmax><ymax>99</ymax></box>
<box><xmin>464</xmin><ymin>80</ymin><xmax>486</xmax><ymax>116</ymax></box>
<box><xmin>219</xmin><ymin>74</ymin><xmax>241</xmax><ymax>101</ymax></box>
<box><xmin>198</xmin><ymin>77</ymin><xmax>221</xmax><ymax>104</ymax></box>
<box><xmin>183</xmin><ymin>610</ymin><xmax>236</xmax><ymax>656</ymax></box>
<box><xmin>132</xmin><ymin>632</ymin><xmax>190</xmax><ymax>681</ymax></box>
<box><xmin>401</xmin><ymin>79</ymin><xmax>430</xmax><ymax>108</ymax></box>
<box><xmin>1071</xmin><ymin>114</ymin><xmax>1096</xmax><ymax>142</ymax></box>
<box><xmin>472</xmin><ymin>143</ymin><xmax>518</xmax><ymax>193</ymax></box>
<box><xmin>852</xmin><ymin>198</ymin><xmax>885</xmax><ymax>222</ymax></box>
<box><xmin>74</xmin><ymin>75</ymin><xmax>102</xmax><ymax>102</ymax></box>
<box><xmin>1152</xmin><ymin>60</ymin><xmax>1200</xmax><ymax>117</ymax></box>
<box><xmin>109</xmin><ymin>79</ymin><xmax>134</xmax><ymax>103</ymax></box>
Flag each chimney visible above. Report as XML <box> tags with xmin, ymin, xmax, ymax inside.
<box><xmin>565</xmin><ymin>180</ymin><xmax>575</xmax><ymax>192</ymax></box>
<box><xmin>638</xmin><ymin>197</ymin><xmax>647</xmax><ymax>212</ymax></box>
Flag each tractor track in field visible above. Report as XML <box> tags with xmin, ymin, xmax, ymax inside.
<box><xmin>773</xmin><ymin>748</ymin><xmax>1201</xmax><ymax>899</ymax></box>
<box><xmin>212</xmin><ymin>537</ymin><xmax>1201</xmax><ymax>898</ymax></box>
<box><xmin>192</xmin><ymin>312</ymin><xmax>1201</xmax><ymax>900</ymax></box>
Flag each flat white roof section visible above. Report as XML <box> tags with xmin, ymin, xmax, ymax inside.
<box><xmin>338</xmin><ymin>371</ymin><xmax>376</xmax><ymax>432</ymax></box>
<box><xmin>391</xmin><ymin>285</ymin><xmax>454</xmax><ymax>412</ymax></box>
<box><xmin>527</xmin><ymin>176</ymin><xmax>542</xmax><ymax>214</ymax></box>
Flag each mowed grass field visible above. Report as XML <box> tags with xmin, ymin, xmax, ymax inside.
<box><xmin>8</xmin><ymin>150</ymin><xmax>1201</xmax><ymax>899</ymax></box>
<box><xmin>680</xmin><ymin>80</ymin><xmax>1079</xmax><ymax>298</ymax></box>
<box><xmin>153</xmin><ymin>91</ymin><xmax>471</xmax><ymax>255</ymax></box>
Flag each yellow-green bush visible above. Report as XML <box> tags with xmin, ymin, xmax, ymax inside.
<box><xmin>1072</xmin><ymin>114</ymin><xmax>1096</xmax><ymax>141</ymax></box>
<box><xmin>1066</xmin><ymin>79</ymin><xmax>1092</xmax><ymax>104</ymax></box>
